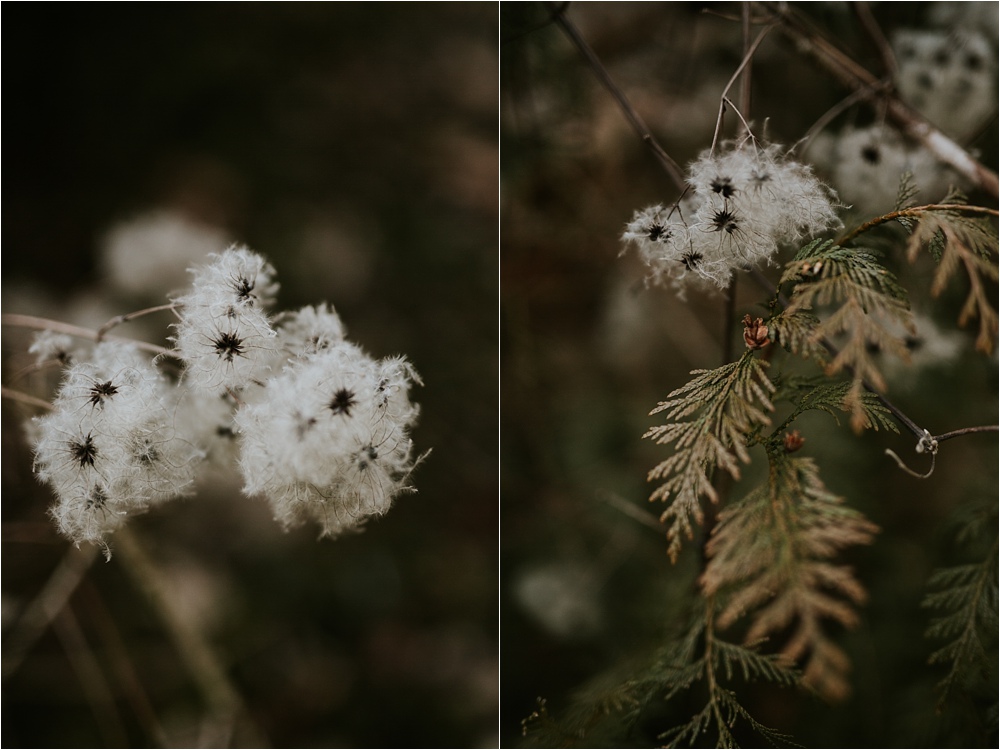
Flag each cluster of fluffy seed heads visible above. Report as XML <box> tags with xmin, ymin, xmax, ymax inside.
<box><xmin>33</xmin><ymin>342</ymin><xmax>201</xmax><ymax>546</ymax></box>
<box><xmin>804</xmin><ymin>10</ymin><xmax>995</xmax><ymax>215</ymax></box>
<box><xmin>808</xmin><ymin>125</ymin><xmax>960</xmax><ymax>215</ymax></box>
<box><xmin>31</xmin><ymin>246</ymin><xmax>423</xmax><ymax>548</ymax></box>
<box><xmin>893</xmin><ymin>28</ymin><xmax>997</xmax><ymax>140</ymax></box>
<box><xmin>622</xmin><ymin>142</ymin><xmax>840</xmax><ymax>292</ymax></box>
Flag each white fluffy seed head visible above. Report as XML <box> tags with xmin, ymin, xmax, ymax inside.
<box><xmin>28</xmin><ymin>331</ymin><xmax>80</xmax><ymax>366</ymax></box>
<box><xmin>235</xmin><ymin>341</ymin><xmax>421</xmax><ymax>538</ymax></box>
<box><xmin>893</xmin><ymin>28</ymin><xmax>997</xmax><ymax>139</ymax></box>
<box><xmin>33</xmin><ymin>341</ymin><xmax>203</xmax><ymax>546</ymax></box>
<box><xmin>178</xmin><ymin>244</ymin><xmax>280</xmax><ymax>313</ymax></box>
<box><xmin>624</xmin><ymin>142</ymin><xmax>840</xmax><ymax>292</ymax></box>
<box><xmin>814</xmin><ymin>125</ymin><xmax>959</xmax><ymax>215</ymax></box>
<box><xmin>172</xmin><ymin>307</ymin><xmax>280</xmax><ymax>392</ymax></box>
<box><xmin>172</xmin><ymin>247</ymin><xmax>282</xmax><ymax>392</ymax></box>
<box><xmin>275</xmin><ymin>303</ymin><xmax>347</xmax><ymax>359</ymax></box>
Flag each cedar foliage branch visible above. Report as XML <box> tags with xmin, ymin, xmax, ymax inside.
<box><xmin>841</xmin><ymin>182</ymin><xmax>999</xmax><ymax>354</ymax></box>
<box><xmin>658</xmin><ymin>606</ymin><xmax>799</xmax><ymax>749</ymax></box>
<box><xmin>644</xmin><ymin>351</ymin><xmax>775</xmax><ymax>562</ymax></box>
<box><xmin>903</xmin><ymin>199</ymin><xmax>999</xmax><ymax>356</ymax></box>
<box><xmin>701</xmin><ymin>454</ymin><xmax>878</xmax><ymax>702</ymax></box>
<box><xmin>521</xmin><ymin>606</ymin><xmax>800</xmax><ymax>749</ymax></box>
<box><xmin>776</xmin><ymin>239</ymin><xmax>913</xmax><ymax>432</ymax></box>
<box><xmin>923</xmin><ymin>507</ymin><xmax>999</xmax><ymax>710</ymax></box>
<box><xmin>774</xmin><ymin>377</ymin><xmax>899</xmax><ymax>435</ymax></box>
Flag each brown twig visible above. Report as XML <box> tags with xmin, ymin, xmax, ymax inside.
<box><xmin>1</xmin><ymin>314</ymin><xmax>177</xmax><ymax>359</ymax></box>
<box><xmin>763</xmin><ymin>2</ymin><xmax>999</xmax><ymax>199</ymax></box>
<box><xmin>96</xmin><ymin>302</ymin><xmax>178</xmax><ymax>342</ymax></box>
<box><xmin>599</xmin><ymin>490</ymin><xmax>668</xmax><ymax>534</ymax></box>
<box><xmin>545</xmin><ymin>2</ymin><xmax>686</xmax><ymax>191</ymax></box>
<box><xmin>739</xmin><ymin>2</ymin><xmax>754</xmax><ymax>127</ymax></box>
<box><xmin>1</xmin><ymin>386</ymin><xmax>53</xmax><ymax>411</ymax></box>
<box><xmin>53</xmin><ymin>606</ymin><xmax>130</xmax><ymax>747</ymax></box>
<box><xmin>793</xmin><ymin>85</ymin><xmax>880</xmax><ymax>157</ymax></box>
<box><xmin>710</xmin><ymin>25</ymin><xmax>775</xmax><ymax>153</ymax></box>
<box><xmin>837</xmin><ymin>203</ymin><xmax>1000</xmax><ymax>245</ymax></box>
<box><xmin>934</xmin><ymin>424</ymin><xmax>999</xmax><ymax>442</ymax></box>
<box><xmin>852</xmin><ymin>2</ymin><xmax>897</xmax><ymax>82</ymax></box>
<box><xmin>2</xmin><ymin>543</ymin><xmax>100</xmax><ymax>681</ymax></box>
<box><xmin>79</xmin><ymin>579</ymin><xmax>171</xmax><ymax>747</ymax></box>
<box><xmin>114</xmin><ymin>528</ymin><xmax>268</xmax><ymax>748</ymax></box>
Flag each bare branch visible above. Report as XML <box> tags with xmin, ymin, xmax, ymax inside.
<box><xmin>764</xmin><ymin>2</ymin><xmax>999</xmax><ymax>199</ymax></box>
<box><xmin>934</xmin><ymin>425</ymin><xmax>999</xmax><ymax>443</ymax></box>
<box><xmin>1</xmin><ymin>313</ymin><xmax>177</xmax><ymax>359</ymax></box>
<box><xmin>1</xmin><ymin>386</ymin><xmax>53</xmax><ymax>411</ymax></box>
<box><xmin>2</xmin><ymin>544</ymin><xmax>100</xmax><ymax>681</ymax></box>
<box><xmin>838</xmin><ymin>204</ymin><xmax>1000</xmax><ymax>246</ymax></box>
<box><xmin>545</xmin><ymin>2</ymin><xmax>687</xmax><ymax>190</ymax></box>
<box><xmin>96</xmin><ymin>302</ymin><xmax>178</xmax><ymax>342</ymax></box>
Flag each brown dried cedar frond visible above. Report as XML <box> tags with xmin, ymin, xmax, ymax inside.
<box><xmin>904</xmin><ymin>206</ymin><xmax>999</xmax><ymax>355</ymax></box>
<box><xmin>778</xmin><ymin>239</ymin><xmax>914</xmax><ymax>432</ymax></box>
<box><xmin>701</xmin><ymin>455</ymin><xmax>878</xmax><ymax>702</ymax></box>
<box><xmin>644</xmin><ymin>351</ymin><xmax>775</xmax><ymax>563</ymax></box>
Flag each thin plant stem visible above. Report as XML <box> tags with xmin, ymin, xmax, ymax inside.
<box><xmin>500</xmin><ymin>1</ymin><xmax>568</xmax><ymax>45</ymax></box>
<box><xmin>545</xmin><ymin>2</ymin><xmax>687</xmax><ymax>191</ymax></box>
<box><xmin>793</xmin><ymin>85</ymin><xmax>878</xmax><ymax>157</ymax></box>
<box><xmin>96</xmin><ymin>302</ymin><xmax>179</xmax><ymax>342</ymax></box>
<box><xmin>884</xmin><ymin>447</ymin><xmax>936</xmax><ymax>479</ymax></box>
<box><xmin>1</xmin><ymin>386</ymin><xmax>53</xmax><ymax>411</ymax></box>
<box><xmin>80</xmin><ymin>579</ymin><xmax>170</xmax><ymax>748</ymax></box>
<box><xmin>934</xmin><ymin>425</ymin><xmax>999</xmax><ymax>442</ymax></box>
<box><xmin>1</xmin><ymin>314</ymin><xmax>177</xmax><ymax>359</ymax></box>
<box><xmin>852</xmin><ymin>2</ymin><xmax>897</xmax><ymax>81</ymax></box>
<box><xmin>709</xmin><ymin>4</ymin><xmax>758</xmax><ymax>554</ymax></box>
<box><xmin>710</xmin><ymin>24</ymin><xmax>775</xmax><ymax>153</ymax></box>
<box><xmin>763</xmin><ymin>2</ymin><xmax>1000</xmax><ymax>198</ymax></box>
<box><xmin>53</xmin><ymin>605</ymin><xmax>130</xmax><ymax>747</ymax></box>
<box><xmin>599</xmin><ymin>490</ymin><xmax>668</xmax><ymax>534</ymax></box>
<box><xmin>703</xmin><ymin>594</ymin><xmax>723</xmax><ymax>731</ymax></box>
<box><xmin>114</xmin><ymin>527</ymin><xmax>268</xmax><ymax>748</ymax></box>
<box><xmin>739</xmin><ymin>1</ymin><xmax>753</xmax><ymax>132</ymax></box>
<box><xmin>7</xmin><ymin>358</ymin><xmax>64</xmax><ymax>385</ymax></box>
<box><xmin>838</xmin><ymin>204</ymin><xmax>1000</xmax><ymax>245</ymax></box>
<box><xmin>2</xmin><ymin>543</ymin><xmax>100</xmax><ymax>681</ymax></box>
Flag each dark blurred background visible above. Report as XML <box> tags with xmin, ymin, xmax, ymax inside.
<box><xmin>3</xmin><ymin>4</ymin><xmax>498</xmax><ymax>748</ymax></box>
<box><xmin>501</xmin><ymin>2</ymin><xmax>996</xmax><ymax>747</ymax></box>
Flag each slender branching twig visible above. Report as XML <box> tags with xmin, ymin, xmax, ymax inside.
<box><xmin>934</xmin><ymin>425</ymin><xmax>999</xmax><ymax>442</ymax></box>
<box><xmin>1</xmin><ymin>314</ymin><xmax>177</xmax><ymax>358</ymax></box>
<box><xmin>763</xmin><ymin>2</ymin><xmax>1000</xmax><ymax>199</ymax></box>
<box><xmin>710</xmin><ymin>24</ymin><xmax>775</xmax><ymax>153</ymax></box>
<box><xmin>2</xmin><ymin>543</ymin><xmax>100</xmax><ymax>681</ymax></box>
<box><xmin>1</xmin><ymin>386</ymin><xmax>53</xmax><ymax>411</ymax></box>
<box><xmin>114</xmin><ymin>528</ymin><xmax>268</xmax><ymax>748</ymax></box>
<box><xmin>96</xmin><ymin>302</ymin><xmax>179</xmax><ymax>342</ymax></box>
<box><xmin>53</xmin><ymin>606</ymin><xmax>130</xmax><ymax>747</ymax></box>
<box><xmin>544</xmin><ymin>2</ymin><xmax>687</xmax><ymax>190</ymax></box>
<box><xmin>838</xmin><ymin>204</ymin><xmax>1000</xmax><ymax>246</ymax></box>
<box><xmin>80</xmin><ymin>579</ymin><xmax>171</xmax><ymax>747</ymax></box>
<box><xmin>852</xmin><ymin>2</ymin><xmax>898</xmax><ymax>82</ymax></box>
